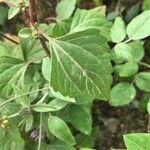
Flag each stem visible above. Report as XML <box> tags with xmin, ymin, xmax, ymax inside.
<box><xmin>37</xmin><ymin>91</ymin><xmax>49</xmax><ymax>104</ymax></box>
<box><xmin>124</xmin><ymin>39</ymin><xmax>131</xmax><ymax>44</ymax></box>
<box><xmin>0</xmin><ymin>87</ymin><xmax>49</xmax><ymax>108</ymax></box>
<box><xmin>39</xmin><ymin>38</ymin><xmax>50</xmax><ymax>56</ymax></box>
<box><xmin>37</xmin><ymin>113</ymin><xmax>43</xmax><ymax>150</ymax></box>
<box><xmin>7</xmin><ymin>111</ymin><xmax>21</xmax><ymax>119</ymax></box>
<box><xmin>29</xmin><ymin>0</ymin><xmax>37</xmax><ymax>24</ymax></box>
<box><xmin>0</xmin><ymin>32</ymin><xmax>19</xmax><ymax>44</ymax></box>
<box><xmin>138</xmin><ymin>62</ymin><xmax>150</xmax><ymax>69</ymax></box>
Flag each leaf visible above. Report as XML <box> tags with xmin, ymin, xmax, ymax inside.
<box><xmin>32</xmin><ymin>99</ymin><xmax>68</xmax><ymax>112</ymax></box>
<box><xmin>25</xmin><ymin>114</ymin><xmax>33</xmax><ymax>132</ymax></box>
<box><xmin>0</xmin><ymin>56</ymin><xmax>28</xmax><ymax>97</ymax></box>
<box><xmin>49</xmin><ymin>29</ymin><xmax>112</xmax><ymax>100</ymax></box>
<box><xmin>0</xmin><ymin>6</ymin><xmax>9</xmax><ymax>25</ymax></box>
<box><xmin>143</xmin><ymin>0</ymin><xmax>150</xmax><ymax>11</ymax></box>
<box><xmin>8</xmin><ymin>7</ymin><xmax>20</xmax><ymax>19</ymax></box>
<box><xmin>70</xmin><ymin>9</ymin><xmax>111</xmax><ymax>36</ymax></box>
<box><xmin>114</xmin><ymin>61</ymin><xmax>139</xmax><ymax>77</ymax></box>
<box><xmin>56</xmin><ymin>0</ymin><xmax>76</xmax><ymax>20</ymax></box>
<box><xmin>112</xmin><ymin>43</ymin><xmax>132</xmax><ymax>63</ymax></box>
<box><xmin>147</xmin><ymin>98</ymin><xmax>150</xmax><ymax>115</ymax></box>
<box><xmin>21</xmin><ymin>37</ymin><xmax>45</xmax><ymax>61</ymax></box>
<box><xmin>12</xmin><ymin>84</ymin><xmax>30</xmax><ymax>107</ymax></box>
<box><xmin>123</xmin><ymin>133</ymin><xmax>150</xmax><ymax>150</ymax></box>
<box><xmin>127</xmin><ymin>10</ymin><xmax>150</xmax><ymax>40</ymax></box>
<box><xmin>68</xmin><ymin>104</ymin><xmax>92</xmax><ymax>135</ymax></box>
<box><xmin>0</xmin><ymin>126</ymin><xmax>25</xmax><ymax>150</ymax></box>
<box><xmin>18</xmin><ymin>27</ymin><xmax>32</xmax><ymax>38</ymax></box>
<box><xmin>110</xmin><ymin>17</ymin><xmax>126</xmax><ymax>43</ymax></box>
<box><xmin>135</xmin><ymin>72</ymin><xmax>150</xmax><ymax>92</ymax></box>
<box><xmin>48</xmin><ymin>116</ymin><xmax>75</xmax><ymax>145</ymax></box>
<box><xmin>42</xmin><ymin>57</ymin><xmax>51</xmax><ymax>81</ymax></box>
<box><xmin>109</xmin><ymin>82</ymin><xmax>136</xmax><ymax>106</ymax></box>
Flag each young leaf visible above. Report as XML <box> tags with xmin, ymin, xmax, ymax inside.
<box><xmin>109</xmin><ymin>82</ymin><xmax>136</xmax><ymax>106</ymax></box>
<box><xmin>0</xmin><ymin>56</ymin><xmax>28</xmax><ymax>97</ymax></box>
<box><xmin>49</xmin><ymin>29</ymin><xmax>112</xmax><ymax>100</ymax></box>
<box><xmin>123</xmin><ymin>133</ymin><xmax>150</xmax><ymax>150</ymax></box>
<box><xmin>127</xmin><ymin>10</ymin><xmax>150</xmax><ymax>40</ymax></box>
<box><xmin>56</xmin><ymin>0</ymin><xmax>76</xmax><ymax>20</ymax></box>
<box><xmin>8</xmin><ymin>7</ymin><xmax>20</xmax><ymax>20</ymax></box>
<box><xmin>110</xmin><ymin>17</ymin><xmax>126</xmax><ymax>43</ymax></box>
<box><xmin>68</xmin><ymin>104</ymin><xmax>92</xmax><ymax>135</ymax></box>
<box><xmin>114</xmin><ymin>61</ymin><xmax>139</xmax><ymax>77</ymax></box>
<box><xmin>135</xmin><ymin>72</ymin><xmax>150</xmax><ymax>92</ymax></box>
<box><xmin>48</xmin><ymin>116</ymin><xmax>75</xmax><ymax>145</ymax></box>
<box><xmin>18</xmin><ymin>27</ymin><xmax>32</xmax><ymax>38</ymax></box>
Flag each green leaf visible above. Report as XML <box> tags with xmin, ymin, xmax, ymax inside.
<box><xmin>112</xmin><ymin>43</ymin><xmax>132</xmax><ymax>63</ymax></box>
<box><xmin>42</xmin><ymin>57</ymin><xmax>51</xmax><ymax>81</ymax></box>
<box><xmin>70</xmin><ymin>9</ymin><xmax>111</xmax><ymax>37</ymax></box>
<box><xmin>12</xmin><ymin>84</ymin><xmax>30</xmax><ymax>107</ymax></box>
<box><xmin>56</xmin><ymin>0</ymin><xmax>76</xmax><ymax>20</ymax></box>
<box><xmin>48</xmin><ymin>116</ymin><xmax>75</xmax><ymax>145</ymax></box>
<box><xmin>143</xmin><ymin>0</ymin><xmax>150</xmax><ymax>11</ymax></box>
<box><xmin>49</xmin><ymin>29</ymin><xmax>112</xmax><ymax>100</ymax></box>
<box><xmin>135</xmin><ymin>72</ymin><xmax>150</xmax><ymax>92</ymax></box>
<box><xmin>25</xmin><ymin>114</ymin><xmax>33</xmax><ymax>132</ymax></box>
<box><xmin>110</xmin><ymin>17</ymin><xmax>126</xmax><ymax>43</ymax></box>
<box><xmin>0</xmin><ymin>6</ymin><xmax>9</xmax><ymax>25</ymax></box>
<box><xmin>0</xmin><ymin>126</ymin><xmax>24</xmax><ymax>150</ymax></box>
<box><xmin>147</xmin><ymin>98</ymin><xmax>150</xmax><ymax>114</ymax></box>
<box><xmin>68</xmin><ymin>104</ymin><xmax>92</xmax><ymax>135</ymax></box>
<box><xmin>127</xmin><ymin>10</ymin><xmax>150</xmax><ymax>40</ymax></box>
<box><xmin>32</xmin><ymin>99</ymin><xmax>68</xmax><ymax>112</ymax></box>
<box><xmin>8</xmin><ymin>7</ymin><xmax>20</xmax><ymax>20</ymax></box>
<box><xmin>0</xmin><ymin>56</ymin><xmax>27</xmax><ymax>97</ymax></box>
<box><xmin>109</xmin><ymin>82</ymin><xmax>136</xmax><ymax>106</ymax></box>
<box><xmin>123</xmin><ymin>133</ymin><xmax>150</xmax><ymax>150</ymax></box>
<box><xmin>114</xmin><ymin>61</ymin><xmax>139</xmax><ymax>77</ymax></box>
<box><xmin>129</xmin><ymin>41</ymin><xmax>144</xmax><ymax>62</ymax></box>
<box><xmin>18</xmin><ymin>27</ymin><xmax>32</xmax><ymax>38</ymax></box>
<box><xmin>21</xmin><ymin>37</ymin><xmax>45</xmax><ymax>61</ymax></box>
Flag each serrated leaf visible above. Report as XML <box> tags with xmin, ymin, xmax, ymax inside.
<box><xmin>68</xmin><ymin>104</ymin><xmax>92</xmax><ymax>135</ymax></box>
<box><xmin>135</xmin><ymin>72</ymin><xmax>150</xmax><ymax>92</ymax></box>
<box><xmin>70</xmin><ymin>9</ymin><xmax>111</xmax><ymax>36</ymax></box>
<box><xmin>49</xmin><ymin>29</ymin><xmax>112</xmax><ymax>100</ymax></box>
<box><xmin>18</xmin><ymin>27</ymin><xmax>32</xmax><ymax>38</ymax></box>
<box><xmin>109</xmin><ymin>82</ymin><xmax>136</xmax><ymax>106</ymax></box>
<box><xmin>8</xmin><ymin>7</ymin><xmax>20</xmax><ymax>19</ymax></box>
<box><xmin>56</xmin><ymin>0</ymin><xmax>76</xmax><ymax>20</ymax></box>
<box><xmin>32</xmin><ymin>98</ymin><xmax>68</xmax><ymax>112</ymax></box>
<box><xmin>0</xmin><ymin>126</ymin><xmax>24</xmax><ymax>150</ymax></box>
<box><xmin>110</xmin><ymin>17</ymin><xmax>126</xmax><ymax>43</ymax></box>
<box><xmin>0</xmin><ymin>56</ymin><xmax>28</xmax><ymax>97</ymax></box>
<box><xmin>48</xmin><ymin>116</ymin><xmax>75</xmax><ymax>145</ymax></box>
<box><xmin>114</xmin><ymin>61</ymin><xmax>139</xmax><ymax>77</ymax></box>
<box><xmin>127</xmin><ymin>10</ymin><xmax>150</xmax><ymax>40</ymax></box>
<box><xmin>123</xmin><ymin>133</ymin><xmax>150</xmax><ymax>150</ymax></box>
<box><xmin>21</xmin><ymin>37</ymin><xmax>45</xmax><ymax>61</ymax></box>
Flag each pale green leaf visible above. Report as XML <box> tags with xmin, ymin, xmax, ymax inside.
<box><xmin>48</xmin><ymin>116</ymin><xmax>75</xmax><ymax>145</ymax></box>
<box><xmin>109</xmin><ymin>82</ymin><xmax>136</xmax><ymax>106</ymax></box>
<box><xmin>127</xmin><ymin>10</ymin><xmax>150</xmax><ymax>40</ymax></box>
<box><xmin>135</xmin><ymin>72</ymin><xmax>150</xmax><ymax>92</ymax></box>
<box><xmin>110</xmin><ymin>17</ymin><xmax>126</xmax><ymax>43</ymax></box>
<box><xmin>68</xmin><ymin>104</ymin><xmax>92</xmax><ymax>135</ymax></box>
<box><xmin>8</xmin><ymin>7</ymin><xmax>20</xmax><ymax>19</ymax></box>
<box><xmin>49</xmin><ymin>29</ymin><xmax>112</xmax><ymax>100</ymax></box>
<box><xmin>56</xmin><ymin>0</ymin><xmax>76</xmax><ymax>20</ymax></box>
<box><xmin>123</xmin><ymin>133</ymin><xmax>150</xmax><ymax>150</ymax></box>
<box><xmin>25</xmin><ymin>114</ymin><xmax>33</xmax><ymax>132</ymax></box>
<box><xmin>18</xmin><ymin>27</ymin><xmax>32</xmax><ymax>38</ymax></box>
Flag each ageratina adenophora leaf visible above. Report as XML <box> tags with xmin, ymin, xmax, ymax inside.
<box><xmin>49</xmin><ymin>29</ymin><xmax>112</xmax><ymax>100</ymax></box>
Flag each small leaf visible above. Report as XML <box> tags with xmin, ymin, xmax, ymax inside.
<box><xmin>18</xmin><ymin>27</ymin><xmax>32</xmax><ymax>38</ymax></box>
<box><xmin>8</xmin><ymin>7</ymin><xmax>20</xmax><ymax>20</ymax></box>
<box><xmin>127</xmin><ymin>10</ymin><xmax>150</xmax><ymax>40</ymax></box>
<box><xmin>123</xmin><ymin>133</ymin><xmax>150</xmax><ymax>150</ymax></box>
<box><xmin>109</xmin><ymin>82</ymin><xmax>136</xmax><ymax>106</ymax></box>
<box><xmin>56</xmin><ymin>0</ymin><xmax>76</xmax><ymax>20</ymax></box>
<box><xmin>110</xmin><ymin>17</ymin><xmax>126</xmax><ymax>43</ymax></box>
<box><xmin>25</xmin><ymin>115</ymin><xmax>33</xmax><ymax>132</ymax></box>
<box><xmin>135</xmin><ymin>72</ymin><xmax>150</xmax><ymax>92</ymax></box>
<box><xmin>68</xmin><ymin>104</ymin><xmax>92</xmax><ymax>135</ymax></box>
<box><xmin>48</xmin><ymin>116</ymin><xmax>75</xmax><ymax>145</ymax></box>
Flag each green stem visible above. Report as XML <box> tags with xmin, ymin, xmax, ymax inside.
<box><xmin>138</xmin><ymin>62</ymin><xmax>150</xmax><ymax>69</ymax></box>
<box><xmin>0</xmin><ymin>87</ymin><xmax>49</xmax><ymax>108</ymax></box>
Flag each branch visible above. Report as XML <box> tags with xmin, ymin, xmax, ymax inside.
<box><xmin>29</xmin><ymin>0</ymin><xmax>37</xmax><ymax>24</ymax></box>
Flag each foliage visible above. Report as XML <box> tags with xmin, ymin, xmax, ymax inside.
<box><xmin>0</xmin><ymin>0</ymin><xmax>149</xmax><ymax>149</ymax></box>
